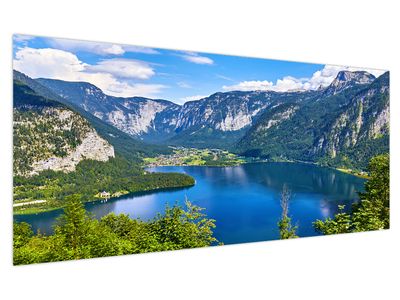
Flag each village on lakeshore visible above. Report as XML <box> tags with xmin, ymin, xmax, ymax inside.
<box><xmin>143</xmin><ymin>147</ymin><xmax>248</xmax><ymax>167</ymax></box>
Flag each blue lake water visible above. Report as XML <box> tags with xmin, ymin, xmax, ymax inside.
<box><xmin>15</xmin><ymin>162</ymin><xmax>365</xmax><ymax>244</ymax></box>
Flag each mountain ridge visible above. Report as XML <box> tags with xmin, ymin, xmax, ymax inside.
<box><xmin>14</xmin><ymin>70</ymin><xmax>171</xmax><ymax>160</ymax></box>
<box><xmin>323</xmin><ymin>70</ymin><xmax>376</xmax><ymax>96</ymax></box>
<box><xmin>36</xmin><ymin>76</ymin><xmax>320</xmax><ymax>146</ymax></box>
<box><xmin>237</xmin><ymin>71</ymin><xmax>389</xmax><ymax>170</ymax></box>
<box><xmin>18</xmin><ymin>69</ymin><xmax>389</xmax><ymax>170</ymax></box>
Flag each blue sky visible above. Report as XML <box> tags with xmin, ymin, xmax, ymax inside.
<box><xmin>13</xmin><ymin>34</ymin><xmax>385</xmax><ymax>104</ymax></box>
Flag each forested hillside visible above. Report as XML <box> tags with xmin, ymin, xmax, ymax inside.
<box><xmin>237</xmin><ymin>71</ymin><xmax>389</xmax><ymax>170</ymax></box>
<box><xmin>13</xmin><ymin>73</ymin><xmax>195</xmax><ymax>214</ymax></box>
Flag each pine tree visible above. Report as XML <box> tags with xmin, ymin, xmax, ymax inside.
<box><xmin>54</xmin><ymin>194</ymin><xmax>89</xmax><ymax>258</ymax></box>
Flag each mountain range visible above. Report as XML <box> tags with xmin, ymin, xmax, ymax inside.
<box><xmin>14</xmin><ymin>69</ymin><xmax>390</xmax><ymax>171</ymax></box>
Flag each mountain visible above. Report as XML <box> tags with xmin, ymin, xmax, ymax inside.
<box><xmin>14</xmin><ymin>71</ymin><xmax>170</xmax><ymax>160</ymax></box>
<box><xmin>13</xmin><ymin>80</ymin><xmax>114</xmax><ymax>176</ymax></box>
<box><xmin>315</xmin><ymin>72</ymin><xmax>389</xmax><ymax>168</ymax></box>
<box><xmin>237</xmin><ymin>71</ymin><xmax>389</xmax><ymax>170</ymax></box>
<box><xmin>13</xmin><ymin>75</ymin><xmax>196</xmax><ymax>213</ymax></box>
<box><xmin>29</xmin><ymin>69</ymin><xmax>389</xmax><ymax>170</ymax></box>
<box><xmin>168</xmin><ymin>90</ymin><xmax>318</xmax><ymax>148</ymax></box>
<box><xmin>37</xmin><ymin>77</ymin><xmax>317</xmax><ymax>148</ymax></box>
<box><xmin>323</xmin><ymin>70</ymin><xmax>375</xmax><ymax>96</ymax></box>
<box><xmin>36</xmin><ymin>78</ymin><xmax>181</xmax><ymax>142</ymax></box>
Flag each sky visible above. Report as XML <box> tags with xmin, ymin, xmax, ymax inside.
<box><xmin>13</xmin><ymin>34</ymin><xmax>386</xmax><ymax>105</ymax></box>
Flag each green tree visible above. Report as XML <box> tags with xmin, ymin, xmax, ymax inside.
<box><xmin>358</xmin><ymin>153</ymin><xmax>389</xmax><ymax>229</ymax></box>
<box><xmin>13</xmin><ymin>199</ymin><xmax>219</xmax><ymax>265</ymax></box>
<box><xmin>13</xmin><ymin>222</ymin><xmax>33</xmax><ymax>249</ymax></box>
<box><xmin>53</xmin><ymin>194</ymin><xmax>90</xmax><ymax>259</ymax></box>
<box><xmin>278</xmin><ymin>184</ymin><xmax>298</xmax><ymax>239</ymax></box>
<box><xmin>314</xmin><ymin>154</ymin><xmax>389</xmax><ymax>235</ymax></box>
<box><xmin>151</xmin><ymin>200</ymin><xmax>218</xmax><ymax>249</ymax></box>
<box><xmin>313</xmin><ymin>205</ymin><xmax>351</xmax><ymax>235</ymax></box>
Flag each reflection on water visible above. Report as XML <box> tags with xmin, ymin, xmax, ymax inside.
<box><xmin>15</xmin><ymin>162</ymin><xmax>365</xmax><ymax>244</ymax></box>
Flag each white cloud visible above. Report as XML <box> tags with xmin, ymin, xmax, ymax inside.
<box><xmin>14</xmin><ymin>47</ymin><xmax>86</xmax><ymax>79</ymax></box>
<box><xmin>274</xmin><ymin>76</ymin><xmax>308</xmax><ymax>91</ymax></box>
<box><xmin>48</xmin><ymin>38</ymin><xmax>159</xmax><ymax>56</ymax></box>
<box><xmin>223</xmin><ymin>80</ymin><xmax>274</xmax><ymax>92</ymax></box>
<box><xmin>86</xmin><ymin>58</ymin><xmax>155</xmax><ymax>80</ymax></box>
<box><xmin>223</xmin><ymin>65</ymin><xmax>387</xmax><ymax>92</ymax></box>
<box><xmin>180</xmin><ymin>52</ymin><xmax>214</xmax><ymax>65</ymax></box>
<box><xmin>303</xmin><ymin>65</ymin><xmax>386</xmax><ymax>90</ymax></box>
<box><xmin>13</xmin><ymin>47</ymin><xmax>166</xmax><ymax>98</ymax></box>
<box><xmin>178</xmin><ymin>95</ymin><xmax>208</xmax><ymax>104</ymax></box>
<box><xmin>103</xmin><ymin>80</ymin><xmax>167</xmax><ymax>98</ymax></box>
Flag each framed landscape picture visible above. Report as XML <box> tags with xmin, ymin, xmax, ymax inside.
<box><xmin>12</xmin><ymin>34</ymin><xmax>390</xmax><ymax>265</ymax></box>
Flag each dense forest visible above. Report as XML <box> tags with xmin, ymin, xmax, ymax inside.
<box><xmin>14</xmin><ymin>157</ymin><xmax>195</xmax><ymax>214</ymax></box>
<box><xmin>14</xmin><ymin>196</ymin><xmax>218</xmax><ymax>265</ymax></box>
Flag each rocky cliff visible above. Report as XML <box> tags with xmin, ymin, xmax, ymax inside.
<box><xmin>13</xmin><ymin>81</ymin><xmax>115</xmax><ymax>176</ymax></box>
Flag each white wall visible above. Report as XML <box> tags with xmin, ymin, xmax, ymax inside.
<box><xmin>0</xmin><ymin>1</ymin><xmax>399</xmax><ymax>299</ymax></box>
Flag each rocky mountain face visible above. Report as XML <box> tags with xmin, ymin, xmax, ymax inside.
<box><xmin>37</xmin><ymin>78</ymin><xmax>316</xmax><ymax>147</ymax></box>
<box><xmin>37</xmin><ymin>78</ymin><xmax>181</xmax><ymax>142</ymax></box>
<box><xmin>313</xmin><ymin>72</ymin><xmax>389</xmax><ymax>167</ymax></box>
<box><xmin>168</xmin><ymin>90</ymin><xmax>319</xmax><ymax>148</ymax></box>
<box><xmin>237</xmin><ymin>71</ymin><xmax>389</xmax><ymax>169</ymax></box>
<box><xmin>176</xmin><ymin>91</ymin><xmax>272</xmax><ymax>131</ymax></box>
<box><xmin>14</xmin><ymin>71</ymin><xmax>170</xmax><ymax>160</ymax></box>
<box><xmin>30</xmin><ymin>70</ymin><xmax>389</xmax><ymax>170</ymax></box>
<box><xmin>13</xmin><ymin>80</ymin><xmax>114</xmax><ymax>176</ymax></box>
<box><xmin>323</xmin><ymin>71</ymin><xmax>376</xmax><ymax>96</ymax></box>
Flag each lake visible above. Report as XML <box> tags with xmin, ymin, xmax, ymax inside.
<box><xmin>15</xmin><ymin>162</ymin><xmax>365</xmax><ymax>244</ymax></box>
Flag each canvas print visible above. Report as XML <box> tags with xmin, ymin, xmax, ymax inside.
<box><xmin>13</xmin><ymin>34</ymin><xmax>390</xmax><ymax>265</ymax></box>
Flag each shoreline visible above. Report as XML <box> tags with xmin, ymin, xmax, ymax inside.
<box><xmin>145</xmin><ymin>158</ymin><xmax>369</xmax><ymax>179</ymax></box>
<box><xmin>13</xmin><ymin>182</ymin><xmax>195</xmax><ymax>216</ymax></box>
<box><xmin>335</xmin><ymin>167</ymin><xmax>370</xmax><ymax>179</ymax></box>
<box><xmin>14</xmin><ymin>160</ymin><xmax>367</xmax><ymax>216</ymax></box>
